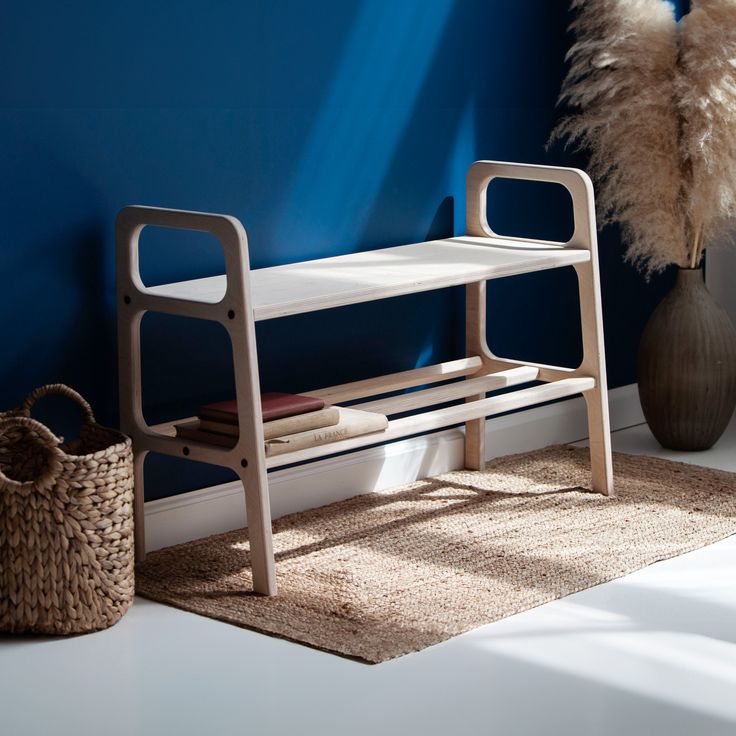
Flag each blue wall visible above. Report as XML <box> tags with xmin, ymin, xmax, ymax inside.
<box><xmin>1</xmin><ymin>1</ymin><xmax>679</xmax><ymax>499</ymax></box>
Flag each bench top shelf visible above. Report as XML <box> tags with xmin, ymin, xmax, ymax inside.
<box><xmin>146</xmin><ymin>236</ymin><xmax>590</xmax><ymax>321</ymax></box>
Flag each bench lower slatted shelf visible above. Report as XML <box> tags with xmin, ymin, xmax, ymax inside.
<box><xmin>117</xmin><ymin>160</ymin><xmax>614</xmax><ymax>597</ymax></box>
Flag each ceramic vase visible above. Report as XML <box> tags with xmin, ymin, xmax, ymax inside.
<box><xmin>637</xmin><ymin>267</ymin><xmax>736</xmax><ymax>450</ymax></box>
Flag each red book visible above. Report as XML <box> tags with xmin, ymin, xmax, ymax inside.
<box><xmin>199</xmin><ymin>392</ymin><xmax>325</xmax><ymax>425</ymax></box>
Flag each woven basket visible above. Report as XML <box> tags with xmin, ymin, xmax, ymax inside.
<box><xmin>0</xmin><ymin>384</ymin><xmax>134</xmax><ymax>634</ymax></box>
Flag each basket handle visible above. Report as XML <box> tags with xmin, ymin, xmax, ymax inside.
<box><xmin>20</xmin><ymin>384</ymin><xmax>96</xmax><ymax>425</ymax></box>
<box><xmin>0</xmin><ymin>415</ymin><xmax>64</xmax><ymax>491</ymax></box>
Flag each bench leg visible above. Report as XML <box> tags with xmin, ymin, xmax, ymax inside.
<box><xmin>239</xmin><ymin>463</ymin><xmax>277</xmax><ymax>596</ymax></box>
<box><xmin>584</xmin><ymin>387</ymin><xmax>614</xmax><ymax>496</ymax></box>
<box><xmin>575</xmin><ymin>262</ymin><xmax>614</xmax><ymax>496</ymax></box>
<box><xmin>465</xmin><ymin>281</ymin><xmax>487</xmax><ymax>470</ymax></box>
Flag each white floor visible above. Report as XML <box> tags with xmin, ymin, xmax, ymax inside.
<box><xmin>2</xmin><ymin>419</ymin><xmax>736</xmax><ymax>736</ymax></box>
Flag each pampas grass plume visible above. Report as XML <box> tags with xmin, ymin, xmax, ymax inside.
<box><xmin>551</xmin><ymin>0</ymin><xmax>736</xmax><ymax>275</ymax></box>
<box><xmin>678</xmin><ymin>0</ymin><xmax>736</xmax><ymax>266</ymax></box>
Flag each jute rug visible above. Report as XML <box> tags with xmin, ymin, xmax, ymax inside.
<box><xmin>136</xmin><ymin>446</ymin><xmax>736</xmax><ymax>662</ymax></box>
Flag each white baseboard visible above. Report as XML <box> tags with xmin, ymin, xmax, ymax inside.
<box><xmin>144</xmin><ymin>383</ymin><xmax>644</xmax><ymax>551</ymax></box>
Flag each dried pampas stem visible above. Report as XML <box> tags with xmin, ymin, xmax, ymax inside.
<box><xmin>690</xmin><ymin>226</ymin><xmax>705</xmax><ymax>270</ymax></box>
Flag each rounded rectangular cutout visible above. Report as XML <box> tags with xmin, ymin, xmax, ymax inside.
<box><xmin>486</xmin><ymin>177</ymin><xmax>574</xmax><ymax>243</ymax></box>
<box><xmin>138</xmin><ymin>226</ymin><xmax>225</xmax><ymax>288</ymax></box>
<box><xmin>140</xmin><ymin>312</ymin><xmax>234</xmax><ymax>426</ymax></box>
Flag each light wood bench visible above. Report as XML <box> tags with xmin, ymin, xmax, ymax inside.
<box><xmin>117</xmin><ymin>160</ymin><xmax>613</xmax><ymax>597</ymax></box>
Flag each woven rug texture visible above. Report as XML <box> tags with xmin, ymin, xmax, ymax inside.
<box><xmin>136</xmin><ymin>446</ymin><xmax>736</xmax><ymax>663</ymax></box>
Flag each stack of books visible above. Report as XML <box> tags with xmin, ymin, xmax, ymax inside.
<box><xmin>174</xmin><ymin>392</ymin><xmax>388</xmax><ymax>457</ymax></box>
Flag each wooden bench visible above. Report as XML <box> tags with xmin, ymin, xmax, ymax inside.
<box><xmin>117</xmin><ymin>160</ymin><xmax>613</xmax><ymax>597</ymax></box>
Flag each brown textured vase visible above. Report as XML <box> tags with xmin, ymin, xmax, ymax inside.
<box><xmin>637</xmin><ymin>267</ymin><xmax>736</xmax><ymax>451</ymax></box>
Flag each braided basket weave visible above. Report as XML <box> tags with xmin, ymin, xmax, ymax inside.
<box><xmin>0</xmin><ymin>384</ymin><xmax>134</xmax><ymax>634</ymax></box>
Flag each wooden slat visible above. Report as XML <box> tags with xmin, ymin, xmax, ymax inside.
<box><xmin>351</xmin><ymin>366</ymin><xmax>539</xmax><ymax>415</ymax></box>
<box><xmin>309</xmin><ymin>356</ymin><xmax>484</xmax><ymax>405</ymax></box>
<box><xmin>144</xmin><ymin>357</ymin><xmax>490</xmax><ymax>449</ymax></box>
<box><xmin>133</xmin><ymin>428</ymin><xmax>239</xmax><ymax>468</ymax></box>
<box><xmin>477</xmin><ymin>355</ymin><xmax>578</xmax><ymax>383</ymax></box>
<box><xmin>267</xmin><ymin>376</ymin><xmax>595</xmax><ymax>468</ymax></box>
